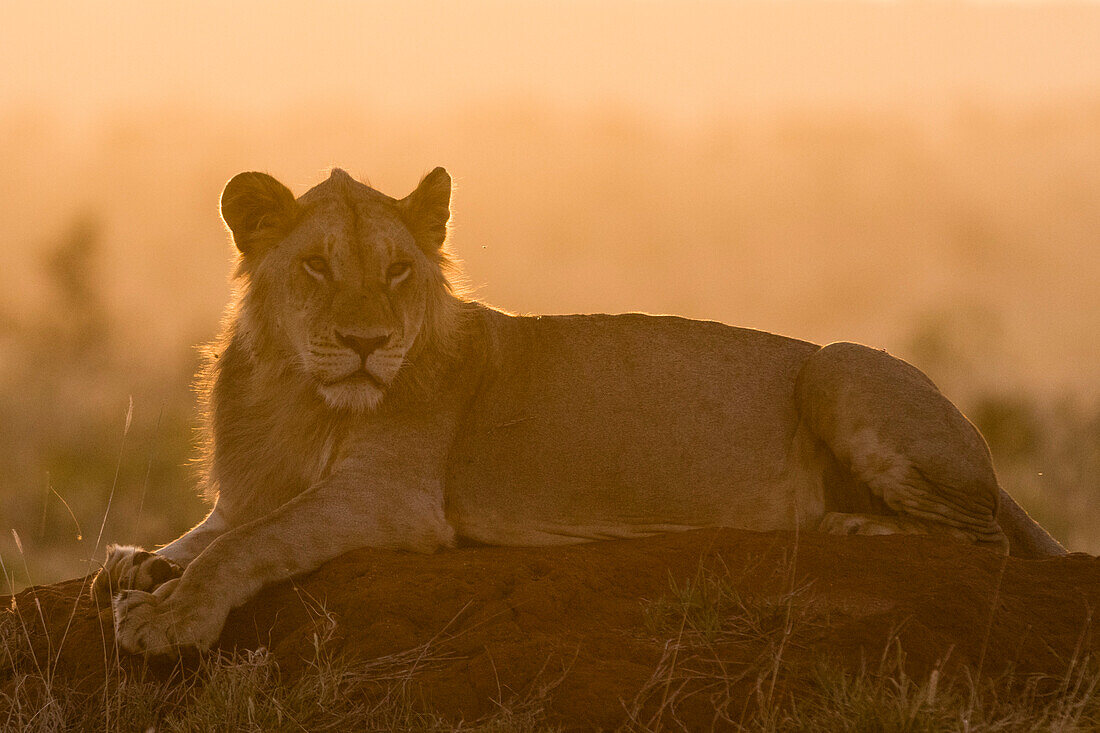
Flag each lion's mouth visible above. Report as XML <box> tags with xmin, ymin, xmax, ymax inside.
<box><xmin>324</xmin><ymin>368</ymin><xmax>386</xmax><ymax>390</ymax></box>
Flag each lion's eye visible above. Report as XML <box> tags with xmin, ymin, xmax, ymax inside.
<box><xmin>387</xmin><ymin>261</ymin><xmax>412</xmax><ymax>285</ymax></box>
<box><xmin>303</xmin><ymin>256</ymin><xmax>331</xmax><ymax>280</ymax></box>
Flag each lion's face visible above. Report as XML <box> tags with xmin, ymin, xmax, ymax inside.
<box><xmin>270</xmin><ymin>197</ymin><xmax>430</xmax><ymax>411</ymax></box>
<box><xmin>220</xmin><ymin>167</ymin><xmax>453</xmax><ymax>412</ymax></box>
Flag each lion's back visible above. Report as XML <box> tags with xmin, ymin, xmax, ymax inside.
<box><xmin>444</xmin><ymin>307</ymin><xmax>823</xmax><ymax>544</ymax></box>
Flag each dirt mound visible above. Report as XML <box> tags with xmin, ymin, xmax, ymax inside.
<box><xmin>4</xmin><ymin>529</ymin><xmax>1099</xmax><ymax>729</ymax></box>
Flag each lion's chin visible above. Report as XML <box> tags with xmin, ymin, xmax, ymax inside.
<box><xmin>316</xmin><ymin>381</ymin><xmax>385</xmax><ymax>413</ymax></box>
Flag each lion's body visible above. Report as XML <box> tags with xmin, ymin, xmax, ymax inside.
<box><xmin>98</xmin><ymin>168</ymin><xmax>1066</xmax><ymax>656</ymax></box>
<box><xmin>446</xmin><ymin>309</ymin><xmax>824</xmax><ymax>544</ymax></box>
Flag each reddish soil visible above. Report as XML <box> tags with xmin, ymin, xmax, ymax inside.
<box><xmin>3</xmin><ymin>529</ymin><xmax>1099</xmax><ymax>729</ymax></box>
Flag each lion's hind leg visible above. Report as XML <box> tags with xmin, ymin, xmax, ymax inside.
<box><xmin>797</xmin><ymin>342</ymin><xmax>1010</xmax><ymax>555</ymax></box>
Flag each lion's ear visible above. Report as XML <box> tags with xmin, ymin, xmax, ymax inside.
<box><xmin>220</xmin><ymin>172</ymin><xmax>298</xmax><ymax>255</ymax></box>
<box><xmin>400</xmin><ymin>167</ymin><xmax>452</xmax><ymax>255</ymax></box>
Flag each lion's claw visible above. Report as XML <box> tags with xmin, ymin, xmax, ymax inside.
<box><xmin>91</xmin><ymin>545</ymin><xmax>182</xmax><ymax>605</ymax></box>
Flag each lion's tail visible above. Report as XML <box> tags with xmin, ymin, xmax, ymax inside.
<box><xmin>998</xmin><ymin>488</ymin><xmax>1067</xmax><ymax>558</ymax></box>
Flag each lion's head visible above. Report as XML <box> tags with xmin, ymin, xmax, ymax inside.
<box><xmin>219</xmin><ymin>167</ymin><xmax>460</xmax><ymax>412</ymax></box>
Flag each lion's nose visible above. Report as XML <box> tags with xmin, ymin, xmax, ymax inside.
<box><xmin>335</xmin><ymin>331</ymin><xmax>390</xmax><ymax>361</ymax></box>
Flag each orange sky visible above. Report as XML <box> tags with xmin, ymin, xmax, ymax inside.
<box><xmin>5</xmin><ymin>1</ymin><xmax>1100</xmax><ymax>125</ymax></box>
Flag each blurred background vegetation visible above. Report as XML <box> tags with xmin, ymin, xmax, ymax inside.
<box><xmin>1</xmin><ymin>1</ymin><xmax>1098</xmax><ymax>589</ymax></box>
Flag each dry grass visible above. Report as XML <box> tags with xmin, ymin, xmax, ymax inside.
<box><xmin>631</xmin><ymin>558</ymin><xmax>1100</xmax><ymax>732</ymax></box>
<box><xmin>2</xmin><ymin>549</ymin><xmax>1099</xmax><ymax>730</ymax></box>
<box><xmin>0</xmin><ymin>591</ymin><xmax>560</xmax><ymax>732</ymax></box>
<box><xmin>775</xmin><ymin>646</ymin><xmax>1100</xmax><ymax>732</ymax></box>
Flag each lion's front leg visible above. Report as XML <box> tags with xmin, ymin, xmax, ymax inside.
<box><xmin>113</xmin><ymin>469</ymin><xmax>454</xmax><ymax>657</ymax></box>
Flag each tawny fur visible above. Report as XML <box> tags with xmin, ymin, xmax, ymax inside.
<box><xmin>99</xmin><ymin>167</ymin><xmax>1065</xmax><ymax>657</ymax></box>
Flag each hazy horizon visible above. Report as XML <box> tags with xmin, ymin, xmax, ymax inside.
<box><xmin>4</xmin><ymin>97</ymin><xmax>1099</xmax><ymax>402</ymax></box>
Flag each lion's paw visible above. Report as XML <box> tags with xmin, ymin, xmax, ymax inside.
<box><xmin>112</xmin><ymin>588</ymin><xmax>223</xmax><ymax>657</ymax></box>
<box><xmin>91</xmin><ymin>545</ymin><xmax>182</xmax><ymax>605</ymax></box>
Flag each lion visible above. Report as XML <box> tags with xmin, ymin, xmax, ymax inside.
<box><xmin>95</xmin><ymin>167</ymin><xmax>1066</xmax><ymax>656</ymax></box>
